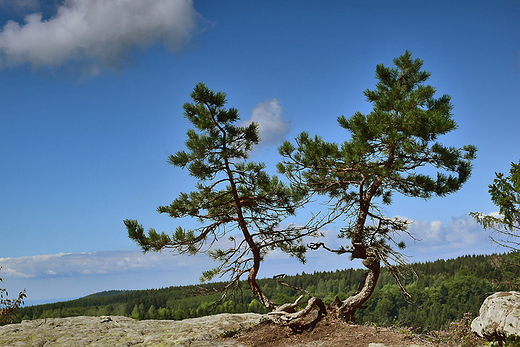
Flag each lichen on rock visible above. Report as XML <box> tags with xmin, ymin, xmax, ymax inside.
<box><xmin>472</xmin><ymin>291</ymin><xmax>520</xmax><ymax>341</ymax></box>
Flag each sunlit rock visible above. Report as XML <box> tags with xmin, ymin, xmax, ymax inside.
<box><xmin>471</xmin><ymin>291</ymin><xmax>520</xmax><ymax>340</ymax></box>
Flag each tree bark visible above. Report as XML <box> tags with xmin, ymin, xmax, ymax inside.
<box><xmin>335</xmin><ymin>256</ymin><xmax>380</xmax><ymax>322</ymax></box>
<box><xmin>247</xmin><ymin>256</ymin><xmax>277</xmax><ymax>310</ymax></box>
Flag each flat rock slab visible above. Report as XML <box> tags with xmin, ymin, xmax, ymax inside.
<box><xmin>0</xmin><ymin>313</ymin><xmax>265</xmax><ymax>346</ymax></box>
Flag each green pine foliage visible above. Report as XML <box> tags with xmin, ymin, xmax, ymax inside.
<box><xmin>15</xmin><ymin>253</ymin><xmax>520</xmax><ymax>331</ymax></box>
<box><xmin>277</xmin><ymin>50</ymin><xmax>477</xmax><ymax>321</ymax></box>
<box><xmin>124</xmin><ymin>83</ymin><xmax>318</xmax><ymax>309</ymax></box>
<box><xmin>278</xmin><ymin>51</ymin><xmax>477</xmax><ymax>253</ymax></box>
<box><xmin>471</xmin><ymin>160</ymin><xmax>520</xmax><ymax>251</ymax></box>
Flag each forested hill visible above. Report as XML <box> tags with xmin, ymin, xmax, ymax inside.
<box><xmin>16</xmin><ymin>253</ymin><xmax>520</xmax><ymax>331</ymax></box>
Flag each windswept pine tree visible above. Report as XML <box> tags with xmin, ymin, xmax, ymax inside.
<box><xmin>125</xmin><ymin>83</ymin><xmax>326</xmax><ymax>323</ymax></box>
<box><xmin>278</xmin><ymin>51</ymin><xmax>477</xmax><ymax>321</ymax></box>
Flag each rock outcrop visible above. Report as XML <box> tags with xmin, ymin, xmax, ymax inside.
<box><xmin>471</xmin><ymin>291</ymin><xmax>520</xmax><ymax>340</ymax></box>
<box><xmin>0</xmin><ymin>313</ymin><xmax>265</xmax><ymax>346</ymax></box>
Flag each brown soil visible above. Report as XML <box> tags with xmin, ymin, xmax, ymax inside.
<box><xmin>220</xmin><ymin>312</ymin><xmax>455</xmax><ymax>347</ymax></box>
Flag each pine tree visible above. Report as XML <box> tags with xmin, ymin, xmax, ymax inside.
<box><xmin>471</xmin><ymin>160</ymin><xmax>520</xmax><ymax>250</ymax></box>
<box><xmin>125</xmin><ymin>83</ymin><xmax>323</xmax><ymax>316</ymax></box>
<box><xmin>278</xmin><ymin>51</ymin><xmax>477</xmax><ymax>321</ymax></box>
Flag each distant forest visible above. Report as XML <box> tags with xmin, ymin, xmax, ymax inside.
<box><xmin>15</xmin><ymin>253</ymin><xmax>520</xmax><ymax>331</ymax></box>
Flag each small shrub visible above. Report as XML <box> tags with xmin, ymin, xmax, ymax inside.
<box><xmin>397</xmin><ymin>326</ymin><xmax>414</xmax><ymax>335</ymax></box>
<box><xmin>505</xmin><ymin>336</ymin><xmax>520</xmax><ymax>347</ymax></box>
<box><xmin>489</xmin><ymin>335</ymin><xmax>520</xmax><ymax>347</ymax></box>
<box><xmin>0</xmin><ymin>267</ymin><xmax>27</xmax><ymax>326</ymax></box>
<box><xmin>428</xmin><ymin>312</ymin><xmax>486</xmax><ymax>347</ymax></box>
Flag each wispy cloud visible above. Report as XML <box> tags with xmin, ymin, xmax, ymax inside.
<box><xmin>0</xmin><ymin>0</ymin><xmax>204</xmax><ymax>74</ymax></box>
<box><xmin>0</xmin><ymin>250</ymin><xmax>208</xmax><ymax>279</ymax></box>
<box><xmin>401</xmin><ymin>214</ymin><xmax>503</xmax><ymax>261</ymax></box>
<box><xmin>280</xmin><ymin>214</ymin><xmax>503</xmax><ymax>267</ymax></box>
<box><xmin>0</xmin><ymin>250</ymin><xmax>217</xmax><ymax>304</ymax></box>
<box><xmin>241</xmin><ymin>98</ymin><xmax>290</xmax><ymax>147</ymax></box>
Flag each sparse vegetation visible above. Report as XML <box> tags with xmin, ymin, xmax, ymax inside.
<box><xmin>0</xmin><ymin>267</ymin><xmax>26</xmax><ymax>326</ymax></box>
<box><xmin>428</xmin><ymin>312</ymin><xmax>486</xmax><ymax>347</ymax></box>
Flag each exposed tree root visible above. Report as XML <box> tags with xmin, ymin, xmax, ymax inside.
<box><xmin>267</xmin><ymin>295</ymin><xmax>327</xmax><ymax>331</ymax></box>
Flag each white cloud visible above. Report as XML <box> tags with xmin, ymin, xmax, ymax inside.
<box><xmin>282</xmin><ymin>214</ymin><xmax>505</xmax><ymax>267</ymax></box>
<box><xmin>0</xmin><ymin>250</ymin><xmax>218</xmax><ymax>304</ymax></box>
<box><xmin>0</xmin><ymin>267</ymin><xmax>34</xmax><ymax>278</ymax></box>
<box><xmin>405</xmin><ymin>218</ymin><xmax>444</xmax><ymax>244</ymax></box>
<box><xmin>241</xmin><ymin>98</ymin><xmax>290</xmax><ymax>146</ymax></box>
<box><xmin>0</xmin><ymin>250</ymin><xmax>210</xmax><ymax>279</ymax></box>
<box><xmin>0</xmin><ymin>0</ymin><xmax>203</xmax><ymax>74</ymax></box>
<box><xmin>401</xmin><ymin>214</ymin><xmax>506</xmax><ymax>261</ymax></box>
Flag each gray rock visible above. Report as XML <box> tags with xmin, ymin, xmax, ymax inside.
<box><xmin>0</xmin><ymin>313</ymin><xmax>265</xmax><ymax>346</ymax></box>
<box><xmin>471</xmin><ymin>291</ymin><xmax>520</xmax><ymax>340</ymax></box>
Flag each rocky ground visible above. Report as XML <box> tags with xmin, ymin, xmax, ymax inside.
<box><xmin>0</xmin><ymin>313</ymin><xmax>262</xmax><ymax>346</ymax></box>
<box><xmin>0</xmin><ymin>313</ymin><xmax>475</xmax><ymax>347</ymax></box>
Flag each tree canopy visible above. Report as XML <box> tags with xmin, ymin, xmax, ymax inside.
<box><xmin>278</xmin><ymin>50</ymin><xmax>477</xmax><ymax>320</ymax></box>
<box><xmin>124</xmin><ymin>83</ymin><xmax>324</xmax><ymax>318</ymax></box>
<box><xmin>124</xmin><ymin>52</ymin><xmax>477</xmax><ymax>324</ymax></box>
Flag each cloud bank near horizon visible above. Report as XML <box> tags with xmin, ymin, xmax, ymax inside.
<box><xmin>0</xmin><ymin>250</ymin><xmax>207</xmax><ymax>279</ymax></box>
<box><xmin>0</xmin><ymin>0</ymin><xmax>203</xmax><ymax>74</ymax></box>
<box><xmin>0</xmin><ymin>215</ymin><xmax>503</xmax><ymax>281</ymax></box>
<box><xmin>0</xmin><ymin>214</ymin><xmax>505</xmax><ymax>304</ymax></box>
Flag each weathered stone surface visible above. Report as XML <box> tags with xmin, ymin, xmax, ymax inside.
<box><xmin>471</xmin><ymin>291</ymin><xmax>520</xmax><ymax>340</ymax></box>
<box><xmin>0</xmin><ymin>313</ymin><xmax>265</xmax><ymax>346</ymax></box>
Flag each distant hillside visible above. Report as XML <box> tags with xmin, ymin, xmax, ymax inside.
<box><xmin>82</xmin><ymin>290</ymin><xmax>135</xmax><ymax>299</ymax></box>
<box><xmin>15</xmin><ymin>252</ymin><xmax>520</xmax><ymax>331</ymax></box>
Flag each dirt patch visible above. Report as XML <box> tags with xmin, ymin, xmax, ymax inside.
<box><xmin>221</xmin><ymin>314</ymin><xmax>445</xmax><ymax>347</ymax></box>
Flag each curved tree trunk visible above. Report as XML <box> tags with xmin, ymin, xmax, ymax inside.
<box><xmin>335</xmin><ymin>255</ymin><xmax>380</xmax><ymax>322</ymax></box>
<box><xmin>247</xmin><ymin>250</ymin><xmax>277</xmax><ymax>310</ymax></box>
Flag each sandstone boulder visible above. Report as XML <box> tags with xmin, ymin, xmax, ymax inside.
<box><xmin>471</xmin><ymin>291</ymin><xmax>520</xmax><ymax>340</ymax></box>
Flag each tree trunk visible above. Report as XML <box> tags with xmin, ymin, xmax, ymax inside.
<box><xmin>335</xmin><ymin>256</ymin><xmax>380</xmax><ymax>322</ymax></box>
<box><xmin>247</xmin><ymin>252</ymin><xmax>277</xmax><ymax>310</ymax></box>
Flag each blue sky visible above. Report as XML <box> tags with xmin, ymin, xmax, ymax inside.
<box><xmin>0</xmin><ymin>0</ymin><xmax>519</xmax><ymax>306</ymax></box>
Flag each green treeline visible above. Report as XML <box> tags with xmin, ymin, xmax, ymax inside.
<box><xmin>15</xmin><ymin>253</ymin><xmax>520</xmax><ymax>331</ymax></box>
